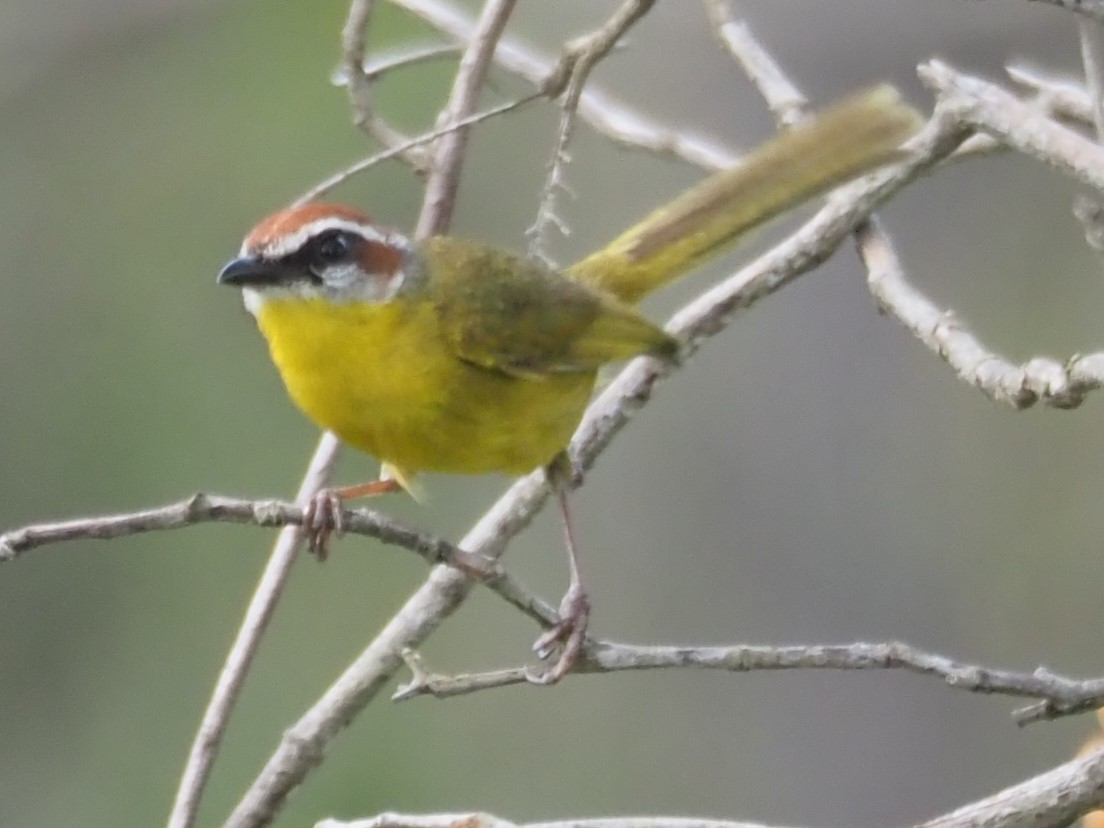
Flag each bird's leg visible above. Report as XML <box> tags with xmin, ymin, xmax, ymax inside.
<box><xmin>303</xmin><ymin>478</ymin><xmax>402</xmax><ymax>560</ymax></box>
<box><xmin>529</xmin><ymin>458</ymin><xmax>591</xmax><ymax>685</ymax></box>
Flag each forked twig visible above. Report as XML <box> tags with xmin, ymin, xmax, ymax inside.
<box><xmin>394</xmin><ymin>639</ymin><xmax>1104</xmax><ymax>726</ymax></box>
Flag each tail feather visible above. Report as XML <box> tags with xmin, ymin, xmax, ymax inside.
<box><xmin>567</xmin><ymin>85</ymin><xmax>922</xmax><ymax>304</ymax></box>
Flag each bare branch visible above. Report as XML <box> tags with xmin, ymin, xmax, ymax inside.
<box><xmin>413</xmin><ymin>0</ymin><xmax>518</xmax><ymax>237</ymax></box>
<box><xmin>0</xmin><ymin>492</ymin><xmax>472</xmax><ymax>567</ymax></box>
<box><xmin>341</xmin><ymin>0</ymin><xmax>377</xmax><ymax>115</ymax></box>
<box><xmin>703</xmin><ymin>0</ymin><xmax>807</xmax><ymax>126</ymax></box>
<box><xmin>0</xmin><ymin>490</ymin><xmax>564</xmax><ymax>631</ymax></box>
<box><xmin>833</xmin><ymin>60</ymin><xmax>1104</xmax><ymax>411</ymax></box>
<box><xmin>920</xmin><ymin>59</ymin><xmax>1104</xmax><ymax>192</ymax></box>
<box><xmin>528</xmin><ymin>0</ymin><xmax>657</xmax><ymax>264</ymax></box>
<box><xmin>313</xmin><ymin>747</ymin><xmax>1104</xmax><ymax>828</ymax></box>
<box><xmin>859</xmin><ymin>213</ymin><xmax>1104</xmax><ymax>408</ymax></box>
<box><xmin>391</xmin><ymin>0</ymin><xmax>739</xmax><ymax>169</ymax></box>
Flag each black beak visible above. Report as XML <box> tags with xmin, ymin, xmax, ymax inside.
<box><xmin>217</xmin><ymin>256</ymin><xmax>288</xmax><ymax>287</ymax></box>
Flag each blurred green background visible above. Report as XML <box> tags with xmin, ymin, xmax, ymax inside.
<box><xmin>0</xmin><ymin>1</ymin><xmax>1099</xmax><ymax>826</ymax></box>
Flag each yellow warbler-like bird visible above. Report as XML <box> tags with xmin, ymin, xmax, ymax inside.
<box><xmin>218</xmin><ymin>86</ymin><xmax>921</xmax><ymax>681</ymax></box>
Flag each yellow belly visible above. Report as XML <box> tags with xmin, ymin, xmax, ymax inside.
<box><xmin>253</xmin><ymin>297</ymin><xmax>595</xmax><ymax>477</ymax></box>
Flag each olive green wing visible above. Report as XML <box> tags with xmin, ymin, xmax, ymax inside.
<box><xmin>427</xmin><ymin>237</ymin><xmax>677</xmax><ymax>378</ymax></box>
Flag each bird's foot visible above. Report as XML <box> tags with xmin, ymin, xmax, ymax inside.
<box><xmin>300</xmin><ymin>478</ymin><xmax>404</xmax><ymax>561</ymax></box>
<box><xmin>302</xmin><ymin>489</ymin><xmax>345</xmax><ymax>560</ymax></box>
<box><xmin>527</xmin><ymin>583</ymin><xmax>590</xmax><ymax>685</ymax></box>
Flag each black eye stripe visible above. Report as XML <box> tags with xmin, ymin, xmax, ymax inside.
<box><xmin>269</xmin><ymin>228</ymin><xmax>365</xmax><ymax>283</ymax></box>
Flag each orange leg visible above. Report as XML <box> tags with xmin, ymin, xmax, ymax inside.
<box><xmin>303</xmin><ymin>478</ymin><xmax>403</xmax><ymax>560</ymax></box>
<box><xmin>334</xmin><ymin>479</ymin><xmax>403</xmax><ymax>500</ymax></box>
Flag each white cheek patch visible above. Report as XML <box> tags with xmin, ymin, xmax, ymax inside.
<box><xmin>347</xmin><ymin>268</ymin><xmax>406</xmax><ymax>303</ymax></box>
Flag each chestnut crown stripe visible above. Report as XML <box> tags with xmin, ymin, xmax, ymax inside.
<box><xmin>242</xmin><ymin>203</ymin><xmax>391</xmax><ymax>261</ymax></box>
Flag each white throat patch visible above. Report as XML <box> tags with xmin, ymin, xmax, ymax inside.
<box><xmin>242</xmin><ymin>287</ymin><xmax>266</xmax><ymax>317</ymax></box>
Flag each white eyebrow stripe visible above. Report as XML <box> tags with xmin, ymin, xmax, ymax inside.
<box><xmin>244</xmin><ymin>218</ymin><xmax>389</xmax><ymax>259</ymax></box>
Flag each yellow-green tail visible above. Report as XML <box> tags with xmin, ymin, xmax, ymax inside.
<box><xmin>567</xmin><ymin>85</ymin><xmax>923</xmax><ymax>304</ymax></box>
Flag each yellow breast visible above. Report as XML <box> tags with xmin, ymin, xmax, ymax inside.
<box><xmin>252</xmin><ymin>297</ymin><xmax>594</xmax><ymax>478</ymax></box>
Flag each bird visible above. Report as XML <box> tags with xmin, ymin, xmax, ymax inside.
<box><xmin>217</xmin><ymin>85</ymin><xmax>921</xmax><ymax>683</ymax></box>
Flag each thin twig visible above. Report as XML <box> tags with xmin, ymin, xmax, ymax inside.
<box><xmin>340</xmin><ymin>0</ymin><xmax>426</xmax><ymax>168</ymax></box>
<box><xmin>0</xmin><ymin>491</ymin><xmax>560</xmax><ymax>629</ymax></box>
<box><xmin>358</xmin><ymin>43</ymin><xmax>461</xmax><ymax>81</ymax></box>
<box><xmin>341</xmin><ymin>0</ymin><xmax>377</xmax><ymax>118</ymax></box>
<box><xmin>0</xmin><ymin>493</ymin><xmax>470</xmax><ymax>566</ymax></box>
<box><xmin>394</xmin><ymin>639</ymin><xmax>1104</xmax><ymax>725</ymax></box>
<box><xmin>165</xmin><ymin>433</ymin><xmax>342</xmax><ymax>828</ymax></box>
<box><xmin>390</xmin><ymin>0</ymin><xmax>740</xmax><ymax>170</ymax></box>
<box><xmin>527</xmin><ymin>0</ymin><xmax>657</xmax><ymax>265</ymax></box>
<box><xmin>312</xmin><ymin>746</ymin><xmax>1104</xmax><ymax>828</ymax></box>
<box><xmin>295</xmin><ymin>90</ymin><xmax>543</xmax><ymax>205</ymax></box>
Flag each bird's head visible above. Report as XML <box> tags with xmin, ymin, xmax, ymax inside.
<box><xmin>217</xmin><ymin>203</ymin><xmax>422</xmax><ymax>315</ymax></box>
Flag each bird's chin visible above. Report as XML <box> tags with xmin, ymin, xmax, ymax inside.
<box><xmin>241</xmin><ymin>287</ymin><xmax>267</xmax><ymax>318</ymax></box>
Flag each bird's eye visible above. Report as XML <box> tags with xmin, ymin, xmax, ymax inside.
<box><xmin>315</xmin><ymin>232</ymin><xmax>353</xmax><ymax>265</ymax></box>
